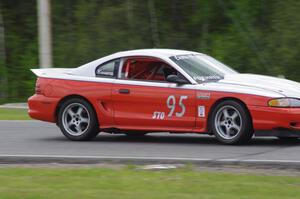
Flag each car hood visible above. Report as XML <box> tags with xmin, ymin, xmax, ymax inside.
<box><xmin>215</xmin><ymin>73</ymin><xmax>300</xmax><ymax>98</ymax></box>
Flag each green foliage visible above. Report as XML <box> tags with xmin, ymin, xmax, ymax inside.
<box><xmin>0</xmin><ymin>108</ymin><xmax>30</xmax><ymax>120</ymax></box>
<box><xmin>0</xmin><ymin>167</ymin><xmax>300</xmax><ymax>198</ymax></box>
<box><xmin>267</xmin><ymin>0</ymin><xmax>300</xmax><ymax>80</ymax></box>
<box><xmin>1</xmin><ymin>0</ymin><xmax>37</xmax><ymax>102</ymax></box>
<box><xmin>0</xmin><ymin>0</ymin><xmax>300</xmax><ymax>102</ymax></box>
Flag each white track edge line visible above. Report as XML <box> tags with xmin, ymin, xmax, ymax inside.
<box><xmin>0</xmin><ymin>154</ymin><xmax>300</xmax><ymax>164</ymax></box>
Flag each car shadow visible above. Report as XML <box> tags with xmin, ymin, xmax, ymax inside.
<box><xmin>94</xmin><ymin>134</ymin><xmax>220</xmax><ymax>145</ymax></box>
<box><xmin>42</xmin><ymin>133</ymin><xmax>300</xmax><ymax>146</ymax></box>
<box><xmin>104</xmin><ymin>134</ymin><xmax>300</xmax><ymax>146</ymax></box>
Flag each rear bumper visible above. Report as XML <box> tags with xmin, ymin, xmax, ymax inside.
<box><xmin>250</xmin><ymin>105</ymin><xmax>300</xmax><ymax>135</ymax></box>
<box><xmin>28</xmin><ymin>94</ymin><xmax>60</xmax><ymax>123</ymax></box>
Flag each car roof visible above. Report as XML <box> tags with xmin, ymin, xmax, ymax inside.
<box><xmin>70</xmin><ymin>49</ymin><xmax>201</xmax><ymax>76</ymax></box>
<box><xmin>111</xmin><ymin>49</ymin><xmax>199</xmax><ymax>57</ymax></box>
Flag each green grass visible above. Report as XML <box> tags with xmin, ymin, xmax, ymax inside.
<box><xmin>0</xmin><ymin>167</ymin><xmax>299</xmax><ymax>199</ymax></box>
<box><xmin>0</xmin><ymin>108</ymin><xmax>31</xmax><ymax>120</ymax></box>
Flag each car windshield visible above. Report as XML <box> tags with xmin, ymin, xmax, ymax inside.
<box><xmin>170</xmin><ymin>54</ymin><xmax>238</xmax><ymax>83</ymax></box>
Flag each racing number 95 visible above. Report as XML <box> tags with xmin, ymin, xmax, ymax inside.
<box><xmin>167</xmin><ymin>95</ymin><xmax>188</xmax><ymax>117</ymax></box>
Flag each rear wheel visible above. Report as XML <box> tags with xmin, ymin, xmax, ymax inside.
<box><xmin>210</xmin><ymin>100</ymin><xmax>253</xmax><ymax>145</ymax></box>
<box><xmin>58</xmin><ymin>98</ymin><xmax>99</xmax><ymax>141</ymax></box>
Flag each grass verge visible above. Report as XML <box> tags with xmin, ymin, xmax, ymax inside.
<box><xmin>0</xmin><ymin>108</ymin><xmax>31</xmax><ymax>120</ymax></box>
<box><xmin>0</xmin><ymin>167</ymin><xmax>299</xmax><ymax>199</ymax></box>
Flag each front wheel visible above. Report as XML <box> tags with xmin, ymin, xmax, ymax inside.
<box><xmin>210</xmin><ymin>100</ymin><xmax>253</xmax><ymax>145</ymax></box>
<box><xmin>58</xmin><ymin>98</ymin><xmax>99</xmax><ymax>141</ymax></box>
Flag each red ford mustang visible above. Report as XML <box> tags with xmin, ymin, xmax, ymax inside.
<box><xmin>28</xmin><ymin>49</ymin><xmax>300</xmax><ymax>144</ymax></box>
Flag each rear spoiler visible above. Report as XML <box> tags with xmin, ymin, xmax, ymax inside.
<box><xmin>31</xmin><ymin>68</ymin><xmax>73</xmax><ymax>78</ymax></box>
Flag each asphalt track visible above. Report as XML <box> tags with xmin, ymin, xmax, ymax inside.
<box><xmin>0</xmin><ymin>121</ymin><xmax>300</xmax><ymax>166</ymax></box>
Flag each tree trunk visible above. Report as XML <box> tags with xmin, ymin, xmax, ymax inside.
<box><xmin>148</xmin><ymin>0</ymin><xmax>160</xmax><ymax>47</ymax></box>
<box><xmin>0</xmin><ymin>6</ymin><xmax>7</xmax><ymax>101</ymax></box>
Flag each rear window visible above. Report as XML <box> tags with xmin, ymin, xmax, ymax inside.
<box><xmin>95</xmin><ymin>59</ymin><xmax>120</xmax><ymax>78</ymax></box>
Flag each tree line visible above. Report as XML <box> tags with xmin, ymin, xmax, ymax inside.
<box><xmin>0</xmin><ymin>0</ymin><xmax>300</xmax><ymax>102</ymax></box>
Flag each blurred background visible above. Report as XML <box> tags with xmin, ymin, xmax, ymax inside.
<box><xmin>0</xmin><ymin>0</ymin><xmax>299</xmax><ymax>103</ymax></box>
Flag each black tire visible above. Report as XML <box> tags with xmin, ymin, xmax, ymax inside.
<box><xmin>58</xmin><ymin>98</ymin><xmax>99</xmax><ymax>141</ymax></box>
<box><xmin>209</xmin><ymin>100</ymin><xmax>253</xmax><ymax>145</ymax></box>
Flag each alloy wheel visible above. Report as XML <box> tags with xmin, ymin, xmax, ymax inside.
<box><xmin>62</xmin><ymin>103</ymin><xmax>90</xmax><ymax>136</ymax></box>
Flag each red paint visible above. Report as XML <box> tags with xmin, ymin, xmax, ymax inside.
<box><xmin>28</xmin><ymin>77</ymin><xmax>300</xmax><ymax>133</ymax></box>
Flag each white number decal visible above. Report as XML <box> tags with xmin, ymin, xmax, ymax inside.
<box><xmin>176</xmin><ymin>96</ymin><xmax>188</xmax><ymax>117</ymax></box>
<box><xmin>167</xmin><ymin>95</ymin><xmax>176</xmax><ymax>117</ymax></box>
<box><xmin>167</xmin><ymin>95</ymin><xmax>188</xmax><ymax>117</ymax></box>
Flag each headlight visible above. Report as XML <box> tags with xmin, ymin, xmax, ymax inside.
<box><xmin>268</xmin><ymin>98</ymin><xmax>300</xmax><ymax>107</ymax></box>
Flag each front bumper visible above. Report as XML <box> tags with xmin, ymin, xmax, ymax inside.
<box><xmin>249</xmin><ymin>105</ymin><xmax>300</xmax><ymax>132</ymax></box>
<box><xmin>28</xmin><ymin>94</ymin><xmax>60</xmax><ymax>123</ymax></box>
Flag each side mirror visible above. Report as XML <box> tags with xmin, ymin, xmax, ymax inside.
<box><xmin>166</xmin><ymin>75</ymin><xmax>189</xmax><ymax>84</ymax></box>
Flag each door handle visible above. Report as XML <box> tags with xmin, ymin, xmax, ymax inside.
<box><xmin>118</xmin><ymin>89</ymin><xmax>130</xmax><ymax>94</ymax></box>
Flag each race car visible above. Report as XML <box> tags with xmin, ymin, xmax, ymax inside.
<box><xmin>28</xmin><ymin>49</ymin><xmax>300</xmax><ymax>144</ymax></box>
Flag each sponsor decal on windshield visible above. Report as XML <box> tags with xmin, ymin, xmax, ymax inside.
<box><xmin>193</xmin><ymin>75</ymin><xmax>222</xmax><ymax>81</ymax></box>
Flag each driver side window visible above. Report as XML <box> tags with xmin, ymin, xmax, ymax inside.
<box><xmin>120</xmin><ymin>57</ymin><xmax>178</xmax><ymax>82</ymax></box>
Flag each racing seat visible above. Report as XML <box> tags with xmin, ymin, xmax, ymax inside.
<box><xmin>163</xmin><ymin>67</ymin><xmax>176</xmax><ymax>80</ymax></box>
